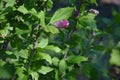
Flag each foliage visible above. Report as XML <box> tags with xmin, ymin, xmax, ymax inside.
<box><xmin>0</xmin><ymin>0</ymin><xmax>120</xmax><ymax>80</ymax></box>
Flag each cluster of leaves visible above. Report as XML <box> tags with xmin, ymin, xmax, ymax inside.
<box><xmin>0</xmin><ymin>0</ymin><xmax>120</xmax><ymax>80</ymax></box>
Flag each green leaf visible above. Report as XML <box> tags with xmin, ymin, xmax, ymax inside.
<box><xmin>15</xmin><ymin>67</ymin><xmax>25</xmax><ymax>74</ymax></box>
<box><xmin>0</xmin><ymin>1</ymin><xmax>3</xmax><ymax>10</ymax></box>
<box><xmin>92</xmin><ymin>45</ymin><xmax>105</xmax><ymax>51</ymax></box>
<box><xmin>0</xmin><ymin>68</ymin><xmax>11</xmax><ymax>79</ymax></box>
<box><xmin>67</xmin><ymin>55</ymin><xmax>88</xmax><ymax>64</ymax></box>
<box><xmin>15</xmin><ymin>28</ymin><xmax>26</xmax><ymax>35</ymax></box>
<box><xmin>47</xmin><ymin>0</ymin><xmax>53</xmax><ymax>11</ymax></box>
<box><xmin>15</xmin><ymin>26</ymin><xmax>31</xmax><ymax>35</ymax></box>
<box><xmin>35</xmin><ymin>52</ymin><xmax>52</xmax><ymax>64</ymax></box>
<box><xmin>30</xmin><ymin>71</ymin><xmax>39</xmax><ymax>80</ymax></box>
<box><xmin>0</xmin><ymin>60</ymin><xmax>6</xmax><ymax>66</ymax></box>
<box><xmin>55</xmin><ymin>69</ymin><xmax>59</xmax><ymax>80</ymax></box>
<box><xmin>90</xmin><ymin>0</ymin><xmax>98</xmax><ymax>5</ymax></box>
<box><xmin>38</xmin><ymin>66</ymin><xmax>53</xmax><ymax>75</ymax></box>
<box><xmin>3</xmin><ymin>0</ymin><xmax>15</xmax><ymax>7</ymax></box>
<box><xmin>15</xmin><ymin>67</ymin><xmax>27</xmax><ymax>80</ymax></box>
<box><xmin>24</xmin><ymin>0</ymin><xmax>37</xmax><ymax>9</ymax></box>
<box><xmin>17</xmin><ymin>49</ymin><xmax>29</xmax><ymax>59</ymax></box>
<box><xmin>17</xmin><ymin>5</ymin><xmax>29</xmax><ymax>14</ymax></box>
<box><xmin>0</xmin><ymin>23</ymin><xmax>13</xmax><ymax>38</ymax></box>
<box><xmin>50</xmin><ymin>7</ymin><xmax>74</xmax><ymax>23</ymax></box>
<box><xmin>45</xmin><ymin>45</ymin><xmax>61</xmax><ymax>53</ymax></box>
<box><xmin>37</xmin><ymin>38</ymin><xmax>48</xmax><ymax>48</ymax></box>
<box><xmin>36</xmin><ymin>11</ymin><xmax>46</xmax><ymax>27</ymax></box>
<box><xmin>110</xmin><ymin>49</ymin><xmax>120</xmax><ymax>66</ymax></box>
<box><xmin>43</xmin><ymin>25</ymin><xmax>59</xmax><ymax>34</ymax></box>
<box><xmin>116</xmin><ymin>42</ymin><xmax>120</xmax><ymax>48</ymax></box>
<box><xmin>79</xmin><ymin>13</ymin><xmax>98</xmax><ymax>31</ymax></box>
<box><xmin>0</xmin><ymin>39</ymin><xmax>4</xmax><ymax>44</ymax></box>
<box><xmin>29</xmin><ymin>8</ymin><xmax>37</xmax><ymax>14</ymax></box>
<box><xmin>59</xmin><ymin>59</ymin><xmax>67</xmax><ymax>72</ymax></box>
<box><xmin>81</xmin><ymin>63</ymin><xmax>99</xmax><ymax>79</ymax></box>
<box><xmin>52</xmin><ymin>57</ymin><xmax>60</xmax><ymax>66</ymax></box>
<box><xmin>69</xmin><ymin>0</ymin><xmax>76</xmax><ymax>4</ymax></box>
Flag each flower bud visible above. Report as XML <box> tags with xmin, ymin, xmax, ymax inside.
<box><xmin>73</xmin><ymin>10</ymin><xmax>79</xmax><ymax>18</ymax></box>
<box><xmin>53</xmin><ymin>20</ymin><xmax>69</xmax><ymax>28</ymax></box>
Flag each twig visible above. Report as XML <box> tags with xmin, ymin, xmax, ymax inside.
<box><xmin>63</xmin><ymin>47</ymin><xmax>69</xmax><ymax>60</ymax></box>
<box><xmin>25</xmin><ymin>0</ymin><xmax>49</xmax><ymax>71</ymax></box>
<box><xmin>63</xmin><ymin>0</ymin><xmax>82</xmax><ymax>59</ymax></box>
<box><xmin>64</xmin><ymin>20</ymin><xmax>77</xmax><ymax>59</ymax></box>
<box><xmin>25</xmin><ymin>24</ymin><xmax>41</xmax><ymax>70</ymax></box>
<box><xmin>67</xmin><ymin>23</ymin><xmax>77</xmax><ymax>42</ymax></box>
<box><xmin>67</xmin><ymin>0</ymin><xmax>82</xmax><ymax>42</ymax></box>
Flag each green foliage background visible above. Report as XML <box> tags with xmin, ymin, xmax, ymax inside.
<box><xmin>0</xmin><ymin>0</ymin><xmax>120</xmax><ymax>80</ymax></box>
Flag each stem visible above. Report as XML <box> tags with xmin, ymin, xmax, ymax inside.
<box><xmin>25</xmin><ymin>25</ymin><xmax>41</xmax><ymax>70</ymax></box>
<box><xmin>63</xmin><ymin>0</ymin><xmax>82</xmax><ymax>58</ymax></box>
<box><xmin>25</xmin><ymin>0</ymin><xmax>49</xmax><ymax>71</ymax></box>
<box><xmin>67</xmin><ymin>19</ymin><xmax>78</xmax><ymax>42</ymax></box>
<box><xmin>63</xmin><ymin>47</ymin><xmax>69</xmax><ymax>60</ymax></box>
<box><xmin>64</xmin><ymin>19</ymin><xmax>77</xmax><ymax>59</ymax></box>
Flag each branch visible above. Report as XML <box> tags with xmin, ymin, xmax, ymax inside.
<box><xmin>64</xmin><ymin>0</ymin><xmax>82</xmax><ymax>59</ymax></box>
<box><xmin>63</xmin><ymin>47</ymin><xmax>69</xmax><ymax>60</ymax></box>
<box><xmin>25</xmin><ymin>24</ymin><xmax>41</xmax><ymax>70</ymax></box>
<box><xmin>25</xmin><ymin>0</ymin><xmax>49</xmax><ymax>70</ymax></box>
<box><xmin>67</xmin><ymin>19</ymin><xmax>77</xmax><ymax>43</ymax></box>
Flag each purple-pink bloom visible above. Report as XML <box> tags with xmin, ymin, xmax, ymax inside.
<box><xmin>53</xmin><ymin>20</ymin><xmax>69</xmax><ymax>28</ymax></box>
